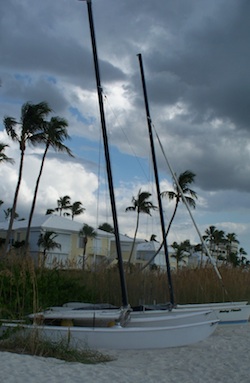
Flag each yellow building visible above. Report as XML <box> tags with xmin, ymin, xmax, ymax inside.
<box><xmin>0</xmin><ymin>215</ymin><xmax>141</xmax><ymax>269</ymax></box>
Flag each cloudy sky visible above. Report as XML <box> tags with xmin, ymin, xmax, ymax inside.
<box><xmin>1</xmin><ymin>0</ymin><xmax>250</xmax><ymax>255</ymax></box>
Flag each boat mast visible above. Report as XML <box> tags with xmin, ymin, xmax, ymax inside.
<box><xmin>137</xmin><ymin>53</ymin><xmax>174</xmax><ymax>306</ymax></box>
<box><xmin>80</xmin><ymin>0</ymin><xmax>129</xmax><ymax>307</ymax></box>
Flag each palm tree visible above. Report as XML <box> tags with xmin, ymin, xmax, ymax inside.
<box><xmin>161</xmin><ymin>170</ymin><xmax>197</xmax><ymax>237</ymax></box>
<box><xmin>225</xmin><ymin>232</ymin><xmax>239</xmax><ymax>260</ymax></box>
<box><xmin>25</xmin><ymin>116</ymin><xmax>73</xmax><ymax>245</ymax></box>
<box><xmin>98</xmin><ymin>222</ymin><xmax>114</xmax><ymax>233</ymax></box>
<box><xmin>55</xmin><ymin>195</ymin><xmax>71</xmax><ymax>216</ymax></box>
<box><xmin>142</xmin><ymin>171</ymin><xmax>197</xmax><ymax>271</ymax></box>
<box><xmin>70</xmin><ymin>201</ymin><xmax>85</xmax><ymax>221</ymax></box>
<box><xmin>150</xmin><ymin>234</ymin><xmax>158</xmax><ymax>242</ymax></box>
<box><xmin>239</xmin><ymin>247</ymin><xmax>247</xmax><ymax>258</ymax></box>
<box><xmin>205</xmin><ymin>225</ymin><xmax>234</xmax><ymax>260</ymax></box>
<box><xmin>46</xmin><ymin>209</ymin><xmax>55</xmax><ymax>215</ymax></box>
<box><xmin>203</xmin><ymin>225</ymin><xmax>217</xmax><ymax>251</ymax></box>
<box><xmin>37</xmin><ymin>230</ymin><xmax>61</xmax><ymax>268</ymax></box>
<box><xmin>171</xmin><ymin>240</ymin><xmax>190</xmax><ymax>271</ymax></box>
<box><xmin>125</xmin><ymin>189</ymin><xmax>157</xmax><ymax>266</ymax></box>
<box><xmin>193</xmin><ymin>242</ymin><xmax>206</xmax><ymax>267</ymax></box>
<box><xmin>140</xmin><ymin>170</ymin><xmax>197</xmax><ymax>269</ymax></box>
<box><xmin>238</xmin><ymin>247</ymin><xmax>248</xmax><ymax>266</ymax></box>
<box><xmin>203</xmin><ymin>226</ymin><xmax>227</xmax><ymax>260</ymax></box>
<box><xmin>79</xmin><ymin>223</ymin><xmax>97</xmax><ymax>270</ymax></box>
<box><xmin>0</xmin><ymin>142</ymin><xmax>14</xmax><ymax>165</ymax></box>
<box><xmin>227</xmin><ymin>252</ymin><xmax>240</xmax><ymax>268</ymax></box>
<box><xmin>213</xmin><ymin>230</ymin><xmax>226</xmax><ymax>259</ymax></box>
<box><xmin>4</xmin><ymin>207</ymin><xmax>19</xmax><ymax>221</ymax></box>
<box><xmin>3</xmin><ymin>101</ymin><xmax>52</xmax><ymax>254</ymax></box>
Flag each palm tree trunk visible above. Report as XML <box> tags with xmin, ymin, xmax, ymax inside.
<box><xmin>25</xmin><ymin>145</ymin><xmax>49</xmax><ymax>246</ymax></box>
<box><xmin>3</xmin><ymin>149</ymin><xmax>25</xmax><ymax>256</ymax></box>
<box><xmin>82</xmin><ymin>237</ymin><xmax>88</xmax><ymax>270</ymax></box>
<box><xmin>127</xmin><ymin>212</ymin><xmax>140</xmax><ymax>266</ymax></box>
<box><xmin>162</xmin><ymin>199</ymin><xmax>179</xmax><ymax>241</ymax></box>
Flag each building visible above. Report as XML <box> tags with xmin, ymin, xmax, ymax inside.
<box><xmin>136</xmin><ymin>241</ymin><xmax>178</xmax><ymax>270</ymax></box>
<box><xmin>0</xmin><ymin>215</ymin><xmax>143</xmax><ymax>269</ymax></box>
<box><xmin>0</xmin><ymin>215</ymin><xmax>181</xmax><ymax>270</ymax></box>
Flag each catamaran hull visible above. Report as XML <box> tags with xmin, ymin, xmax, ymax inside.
<box><xmin>130</xmin><ymin>309</ymin><xmax>216</xmax><ymax>327</ymax></box>
<box><xmin>2</xmin><ymin>319</ymin><xmax>219</xmax><ymax>350</ymax></box>
<box><xmin>176</xmin><ymin>302</ymin><xmax>250</xmax><ymax>324</ymax></box>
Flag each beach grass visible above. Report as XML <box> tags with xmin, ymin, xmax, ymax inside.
<box><xmin>0</xmin><ymin>255</ymin><xmax>249</xmax><ymax>320</ymax></box>
<box><xmin>0</xmin><ymin>325</ymin><xmax>113</xmax><ymax>364</ymax></box>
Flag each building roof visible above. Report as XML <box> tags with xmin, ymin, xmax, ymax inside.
<box><xmin>137</xmin><ymin>241</ymin><xmax>159</xmax><ymax>251</ymax></box>
<box><xmin>0</xmin><ymin>214</ymin><xmax>131</xmax><ymax>240</ymax></box>
<box><xmin>0</xmin><ymin>215</ymin><xmax>82</xmax><ymax>232</ymax></box>
<box><xmin>137</xmin><ymin>241</ymin><xmax>174</xmax><ymax>256</ymax></box>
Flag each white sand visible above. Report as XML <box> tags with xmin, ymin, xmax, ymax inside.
<box><xmin>1</xmin><ymin>324</ymin><xmax>249</xmax><ymax>383</ymax></box>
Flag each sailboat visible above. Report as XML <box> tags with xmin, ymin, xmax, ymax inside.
<box><xmin>2</xmin><ymin>0</ymin><xmax>219</xmax><ymax>350</ymax></box>
<box><xmin>136</xmin><ymin>53</ymin><xmax>250</xmax><ymax>325</ymax></box>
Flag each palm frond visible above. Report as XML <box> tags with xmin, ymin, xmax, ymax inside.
<box><xmin>125</xmin><ymin>206</ymin><xmax>136</xmax><ymax>212</ymax></box>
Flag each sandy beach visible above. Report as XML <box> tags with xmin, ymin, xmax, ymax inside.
<box><xmin>1</xmin><ymin>324</ymin><xmax>249</xmax><ymax>383</ymax></box>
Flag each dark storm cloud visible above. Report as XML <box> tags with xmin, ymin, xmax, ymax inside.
<box><xmin>1</xmin><ymin>0</ymin><xmax>125</xmax><ymax>94</ymax></box>
<box><xmin>136</xmin><ymin>0</ymin><xmax>250</xmax><ymax>132</ymax></box>
<box><xmin>0</xmin><ymin>0</ymin><xmax>250</xmax><ymax>252</ymax></box>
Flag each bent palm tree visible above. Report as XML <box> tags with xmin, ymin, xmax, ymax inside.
<box><xmin>25</xmin><ymin>117</ymin><xmax>73</xmax><ymax>245</ymax></box>
<box><xmin>161</xmin><ymin>170</ymin><xmax>197</xmax><ymax>236</ymax></box>
<box><xmin>79</xmin><ymin>223</ymin><xmax>97</xmax><ymax>270</ymax></box>
<box><xmin>125</xmin><ymin>189</ymin><xmax>157</xmax><ymax>266</ymax></box>
<box><xmin>141</xmin><ymin>170</ymin><xmax>197</xmax><ymax>270</ymax></box>
<box><xmin>3</xmin><ymin>101</ymin><xmax>52</xmax><ymax>255</ymax></box>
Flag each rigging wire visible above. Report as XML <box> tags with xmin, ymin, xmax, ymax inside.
<box><xmin>152</xmin><ymin>124</ymin><xmax>224</xmax><ymax>281</ymax></box>
<box><xmin>154</xmin><ymin>125</ymin><xmax>234</xmax><ymax>300</ymax></box>
<box><xmin>140</xmin><ymin>121</ymin><xmax>231</xmax><ymax>299</ymax></box>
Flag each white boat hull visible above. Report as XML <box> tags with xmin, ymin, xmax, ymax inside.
<box><xmin>2</xmin><ymin>319</ymin><xmax>219</xmax><ymax>350</ymax></box>
<box><xmin>130</xmin><ymin>309</ymin><xmax>216</xmax><ymax>327</ymax></box>
<box><xmin>176</xmin><ymin>302</ymin><xmax>250</xmax><ymax>324</ymax></box>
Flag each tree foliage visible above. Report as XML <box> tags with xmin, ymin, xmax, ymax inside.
<box><xmin>125</xmin><ymin>189</ymin><xmax>157</xmax><ymax>266</ymax></box>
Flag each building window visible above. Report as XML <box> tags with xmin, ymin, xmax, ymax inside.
<box><xmin>78</xmin><ymin>236</ymin><xmax>84</xmax><ymax>248</ymax></box>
